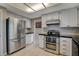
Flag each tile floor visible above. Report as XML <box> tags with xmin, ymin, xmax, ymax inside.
<box><xmin>10</xmin><ymin>44</ymin><xmax>57</xmax><ymax>56</ymax></box>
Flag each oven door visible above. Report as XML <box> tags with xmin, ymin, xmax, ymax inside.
<box><xmin>46</xmin><ymin>36</ymin><xmax>56</xmax><ymax>50</ymax></box>
<box><xmin>46</xmin><ymin>43</ymin><xmax>56</xmax><ymax>51</ymax></box>
<box><xmin>46</xmin><ymin>36</ymin><xmax>56</xmax><ymax>43</ymax></box>
<box><xmin>46</xmin><ymin>36</ymin><xmax>60</xmax><ymax>54</ymax></box>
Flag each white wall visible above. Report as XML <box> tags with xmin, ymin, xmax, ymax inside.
<box><xmin>0</xmin><ymin>9</ymin><xmax>3</xmax><ymax>55</ymax></box>
<box><xmin>0</xmin><ymin>7</ymin><xmax>7</xmax><ymax>56</ymax></box>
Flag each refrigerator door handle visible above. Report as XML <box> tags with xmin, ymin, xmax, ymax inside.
<box><xmin>13</xmin><ymin>39</ymin><xmax>19</xmax><ymax>42</ymax></box>
<box><xmin>11</xmin><ymin>38</ymin><xmax>19</xmax><ymax>42</ymax></box>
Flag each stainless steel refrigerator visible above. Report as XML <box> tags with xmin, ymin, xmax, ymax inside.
<box><xmin>6</xmin><ymin>17</ymin><xmax>26</xmax><ymax>54</ymax></box>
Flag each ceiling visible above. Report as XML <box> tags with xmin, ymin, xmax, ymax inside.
<box><xmin>0</xmin><ymin>3</ymin><xmax>79</xmax><ymax>18</ymax></box>
<box><xmin>7</xmin><ymin>3</ymin><xmax>58</xmax><ymax>13</ymax></box>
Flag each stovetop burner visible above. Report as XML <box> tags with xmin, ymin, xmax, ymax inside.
<box><xmin>47</xmin><ymin>30</ymin><xmax>60</xmax><ymax>37</ymax></box>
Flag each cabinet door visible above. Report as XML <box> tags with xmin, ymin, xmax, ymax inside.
<box><xmin>60</xmin><ymin>8</ymin><xmax>77</xmax><ymax>27</ymax></box>
<box><xmin>42</xmin><ymin>15</ymin><xmax>47</xmax><ymax>28</ymax></box>
<box><xmin>65</xmin><ymin>38</ymin><xmax>72</xmax><ymax>56</ymax></box>
<box><xmin>60</xmin><ymin>37</ymin><xmax>72</xmax><ymax>56</ymax></box>
<box><xmin>60</xmin><ymin>37</ymin><xmax>67</xmax><ymax>55</ymax></box>
<box><xmin>42</xmin><ymin>12</ymin><xmax>59</xmax><ymax>28</ymax></box>
<box><xmin>39</xmin><ymin>35</ymin><xmax>45</xmax><ymax>48</ymax></box>
<box><xmin>26</xmin><ymin>34</ymin><xmax>30</xmax><ymax>44</ymax></box>
<box><xmin>46</xmin><ymin>12</ymin><xmax>59</xmax><ymax>20</ymax></box>
<box><xmin>26</xmin><ymin>18</ymin><xmax>31</xmax><ymax>28</ymax></box>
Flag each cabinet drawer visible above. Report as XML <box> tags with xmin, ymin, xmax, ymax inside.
<box><xmin>60</xmin><ymin>38</ymin><xmax>67</xmax><ymax>42</ymax></box>
<box><xmin>60</xmin><ymin>43</ymin><xmax>66</xmax><ymax>48</ymax></box>
<box><xmin>60</xmin><ymin>47</ymin><xmax>69</xmax><ymax>56</ymax></box>
<box><xmin>60</xmin><ymin>48</ymin><xmax>66</xmax><ymax>52</ymax></box>
<box><xmin>60</xmin><ymin>50</ymin><xmax>66</xmax><ymax>55</ymax></box>
<box><xmin>62</xmin><ymin>51</ymin><xmax>66</xmax><ymax>55</ymax></box>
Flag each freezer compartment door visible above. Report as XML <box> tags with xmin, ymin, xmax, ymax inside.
<box><xmin>8</xmin><ymin>38</ymin><xmax>21</xmax><ymax>54</ymax></box>
<box><xmin>21</xmin><ymin>38</ymin><xmax>26</xmax><ymax>48</ymax></box>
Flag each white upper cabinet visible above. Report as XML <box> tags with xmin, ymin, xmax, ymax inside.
<box><xmin>42</xmin><ymin>12</ymin><xmax>59</xmax><ymax>28</ymax></box>
<box><xmin>46</xmin><ymin>12</ymin><xmax>59</xmax><ymax>20</ymax></box>
<box><xmin>25</xmin><ymin>18</ymin><xmax>32</xmax><ymax>28</ymax></box>
<box><xmin>60</xmin><ymin>8</ymin><xmax>79</xmax><ymax>27</ymax></box>
<box><xmin>42</xmin><ymin>15</ymin><xmax>47</xmax><ymax>28</ymax></box>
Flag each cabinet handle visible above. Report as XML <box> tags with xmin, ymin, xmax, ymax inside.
<box><xmin>62</xmin><ymin>52</ymin><xmax>66</xmax><ymax>55</ymax></box>
<box><xmin>62</xmin><ymin>44</ymin><xmax>66</xmax><ymax>46</ymax></box>
<box><xmin>62</xmin><ymin>40</ymin><xmax>66</xmax><ymax>42</ymax></box>
<box><xmin>63</xmin><ymin>48</ymin><xmax>66</xmax><ymax>50</ymax></box>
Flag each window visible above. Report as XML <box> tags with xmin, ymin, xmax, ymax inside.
<box><xmin>36</xmin><ymin>21</ymin><xmax>41</xmax><ymax>28</ymax></box>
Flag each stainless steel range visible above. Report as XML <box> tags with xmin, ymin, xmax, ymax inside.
<box><xmin>45</xmin><ymin>30</ymin><xmax>60</xmax><ymax>54</ymax></box>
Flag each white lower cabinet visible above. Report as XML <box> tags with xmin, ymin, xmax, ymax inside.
<box><xmin>60</xmin><ymin>37</ymin><xmax>72</xmax><ymax>56</ymax></box>
<box><xmin>38</xmin><ymin>35</ymin><xmax>45</xmax><ymax>48</ymax></box>
<box><xmin>26</xmin><ymin>34</ymin><xmax>34</xmax><ymax>45</ymax></box>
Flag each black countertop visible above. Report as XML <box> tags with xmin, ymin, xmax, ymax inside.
<box><xmin>39</xmin><ymin>34</ymin><xmax>48</xmax><ymax>36</ymax></box>
<box><xmin>39</xmin><ymin>33</ymin><xmax>79</xmax><ymax>39</ymax></box>
<box><xmin>25</xmin><ymin>32</ymin><xmax>34</xmax><ymax>34</ymax></box>
<box><xmin>60</xmin><ymin>33</ymin><xmax>79</xmax><ymax>39</ymax></box>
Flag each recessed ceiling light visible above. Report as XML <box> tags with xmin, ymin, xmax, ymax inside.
<box><xmin>31</xmin><ymin>4</ymin><xmax>44</xmax><ymax>11</ymax></box>
<box><xmin>44</xmin><ymin>3</ymin><xmax>58</xmax><ymax>7</ymax></box>
<box><xmin>25</xmin><ymin>8</ymin><xmax>34</xmax><ymax>13</ymax></box>
<box><xmin>25</xmin><ymin>3</ymin><xmax>58</xmax><ymax>13</ymax></box>
<box><xmin>43</xmin><ymin>3</ymin><xmax>49</xmax><ymax>7</ymax></box>
<box><xmin>26</xmin><ymin>3</ymin><xmax>45</xmax><ymax>12</ymax></box>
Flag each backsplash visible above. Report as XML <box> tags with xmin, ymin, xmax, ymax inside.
<box><xmin>45</xmin><ymin>25</ymin><xmax>79</xmax><ymax>34</ymax></box>
<box><xmin>60</xmin><ymin>27</ymin><xmax>79</xmax><ymax>34</ymax></box>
